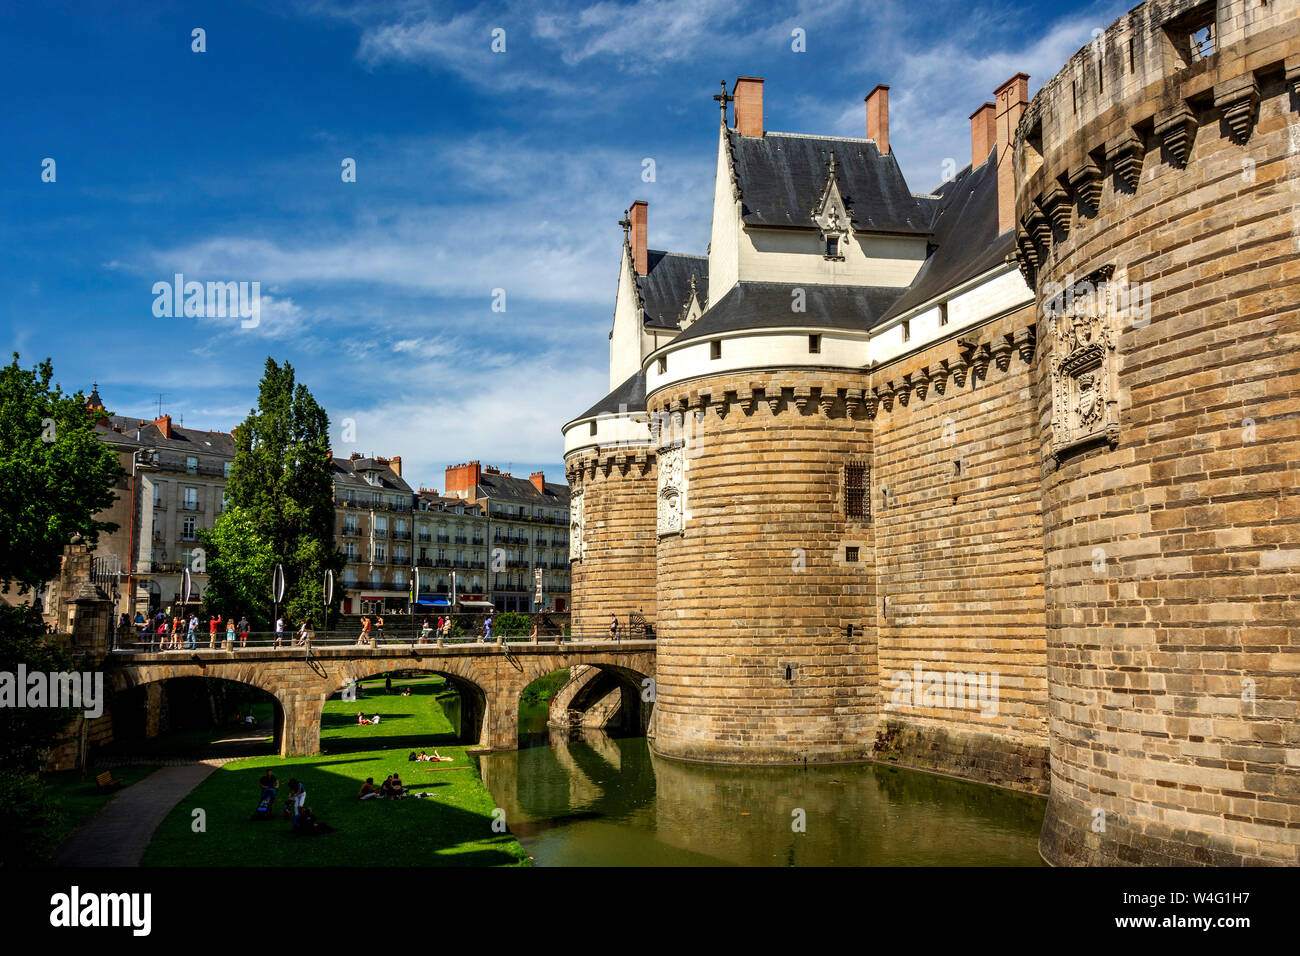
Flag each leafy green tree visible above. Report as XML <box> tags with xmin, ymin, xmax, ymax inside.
<box><xmin>198</xmin><ymin>505</ymin><xmax>275</xmax><ymax>629</ymax></box>
<box><xmin>218</xmin><ymin>359</ymin><xmax>342</xmax><ymax>626</ymax></box>
<box><xmin>0</xmin><ymin>353</ymin><xmax>115</xmax><ymax>864</ymax></box>
<box><xmin>494</xmin><ymin>611</ymin><xmax>531</xmax><ymax>637</ymax></box>
<box><xmin>0</xmin><ymin>354</ymin><xmax>121</xmax><ymax>592</ymax></box>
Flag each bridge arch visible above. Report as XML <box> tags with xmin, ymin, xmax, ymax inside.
<box><xmin>106</xmin><ymin>667</ymin><xmax>287</xmax><ymax>755</ymax></box>
<box><xmin>327</xmin><ymin>663</ymin><xmax>491</xmax><ymax>751</ymax></box>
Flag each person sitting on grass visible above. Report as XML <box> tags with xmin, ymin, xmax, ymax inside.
<box><xmin>358</xmin><ymin>778</ymin><xmax>381</xmax><ymax>800</ymax></box>
<box><xmin>371</xmin><ymin>713</ymin><xmax>381</xmax><ymax>725</ymax></box>
<box><xmin>357</xmin><ymin>711</ymin><xmax>370</xmax><ymax>725</ymax></box>
<box><xmin>389</xmin><ymin>773</ymin><xmax>407</xmax><ymax>797</ymax></box>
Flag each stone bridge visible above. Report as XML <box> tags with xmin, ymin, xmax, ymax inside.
<box><xmin>105</xmin><ymin>640</ymin><xmax>655</xmax><ymax>756</ymax></box>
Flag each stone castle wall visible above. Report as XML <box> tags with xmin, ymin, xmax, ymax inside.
<box><xmin>868</xmin><ymin>309</ymin><xmax>1052</xmax><ymax>793</ymax></box>
<box><xmin>647</xmin><ymin>370</ymin><xmax>878</xmax><ymax>763</ymax></box>
<box><xmin>566</xmin><ymin>448</ymin><xmax>658</xmax><ymax>636</ymax></box>
<box><xmin>1016</xmin><ymin>0</ymin><xmax>1300</xmax><ymax>864</ymax></box>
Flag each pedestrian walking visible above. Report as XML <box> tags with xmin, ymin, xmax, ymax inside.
<box><xmin>609</xmin><ymin>613</ymin><xmax>619</xmax><ymax>640</ymax></box>
<box><xmin>186</xmin><ymin>614</ymin><xmax>198</xmax><ymax>650</ymax></box>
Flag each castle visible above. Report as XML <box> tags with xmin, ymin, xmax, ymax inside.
<box><xmin>562</xmin><ymin>0</ymin><xmax>1299</xmax><ymax>866</ymax></box>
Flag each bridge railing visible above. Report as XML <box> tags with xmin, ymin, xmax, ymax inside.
<box><xmin>109</xmin><ymin>628</ymin><xmax>651</xmax><ymax>653</ymax></box>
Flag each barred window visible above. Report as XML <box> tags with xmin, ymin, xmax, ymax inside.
<box><xmin>844</xmin><ymin>460</ymin><xmax>868</xmax><ymax>519</ymax></box>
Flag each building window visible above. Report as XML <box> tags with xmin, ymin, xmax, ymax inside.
<box><xmin>938</xmin><ymin>302</ymin><xmax>948</xmax><ymax>327</ymax></box>
<box><xmin>902</xmin><ymin>320</ymin><xmax>911</xmax><ymax>343</ymax></box>
<box><xmin>844</xmin><ymin>461</ymin><xmax>868</xmax><ymax>520</ymax></box>
<box><xmin>186</xmin><ymin>456</ymin><xmax>198</xmax><ymax>475</ymax></box>
<box><xmin>223</xmin><ymin>461</ymin><xmax>232</xmax><ymax>478</ymax></box>
<box><xmin>183</xmin><ymin>487</ymin><xmax>198</xmax><ymax>510</ymax></box>
<box><xmin>710</xmin><ymin>340</ymin><xmax>721</xmax><ymax>360</ymax></box>
<box><xmin>809</xmin><ymin>334</ymin><xmax>821</xmax><ymax>354</ymax></box>
<box><xmin>825</xmin><ymin>236</ymin><xmax>839</xmax><ymax>257</ymax></box>
<box><xmin>845</xmin><ymin>546</ymin><xmax>860</xmax><ymax>563</ymax></box>
<box><xmin>657</xmin><ymin>356</ymin><xmax>667</xmax><ymax>375</ymax></box>
<box><xmin>589</xmin><ymin>421</ymin><xmax>597</xmax><ymax>436</ymax></box>
<box><xmin>182</xmin><ymin>516</ymin><xmax>196</xmax><ymax>541</ymax></box>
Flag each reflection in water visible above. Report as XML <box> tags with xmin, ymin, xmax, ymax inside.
<box><xmin>479</xmin><ymin>703</ymin><xmax>1046</xmax><ymax>867</ymax></box>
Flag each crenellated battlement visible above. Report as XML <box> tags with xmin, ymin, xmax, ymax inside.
<box><xmin>1013</xmin><ymin>0</ymin><xmax>1300</xmax><ymax>284</ymax></box>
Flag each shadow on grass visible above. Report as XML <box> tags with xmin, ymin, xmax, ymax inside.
<box><xmin>322</xmin><ymin>731</ymin><xmax>462</xmax><ymax>755</ymax></box>
<box><xmin>143</xmin><ymin>754</ymin><xmax>528</xmax><ymax>867</ymax></box>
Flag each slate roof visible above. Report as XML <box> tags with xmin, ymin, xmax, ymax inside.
<box><xmin>672</xmin><ymin>281</ymin><xmax>906</xmax><ymax>344</ymax></box>
<box><xmin>570</xmin><ymin>370</ymin><xmax>647</xmax><ymax>425</ymax></box>
<box><xmin>880</xmin><ymin>150</ymin><xmax>1015</xmax><ymax>321</ymax></box>
<box><xmin>106</xmin><ymin>415</ymin><xmax>237</xmax><ymax>457</ymax></box>
<box><xmin>332</xmin><ymin>457</ymin><xmax>413</xmax><ymax>494</ymax></box>
<box><xmin>637</xmin><ymin>251</ymin><xmax>708</xmax><ymax>330</ymax></box>
<box><xmin>470</xmin><ymin>471</ymin><xmax>570</xmax><ymax>508</ymax></box>
<box><xmin>729</xmin><ymin>131</ymin><xmax>938</xmax><ymax>235</ymax></box>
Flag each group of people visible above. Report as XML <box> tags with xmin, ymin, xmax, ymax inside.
<box><xmin>253</xmin><ymin>770</ymin><xmax>334</xmax><ymax>835</ymax></box>
<box><xmin>357</xmin><ymin>774</ymin><xmax>417</xmax><ymax>800</ymax></box>
<box><xmin>139</xmin><ymin>610</ymin><xmax>251</xmax><ymax>651</ymax></box>
<box><xmin>417</xmin><ymin>616</ymin><xmax>455</xmax><ymax>644</ymax></box>
<box><xmin>134</xmin><ymin>608</ymin><xmax>322</xmax><ymax>651</ymax></box>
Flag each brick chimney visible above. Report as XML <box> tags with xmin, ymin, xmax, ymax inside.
<box><xmin>970</xmin><ymin>101</ymin><xmax>996</xmax><ymax>168</ymax></box>
<box><xmin>866</xmin><ymin>84</ymin><xmax>890</xmax><ymax>156</ymax></box>
<box><xmin>152</xmin><ymin>414</ymin><xmax>172</xmax><ymax>439</ymax></box>
<box><xmin>994</xmin><ymin>73</ymin><xmax>1029</xmax><ymax>235</ymax></box>
<box><xmin>388</xmin><ymin>455</ymin><xmax>402</xmax><ymax>477</ymax></box>
<box><xmin>733</xmin><ymin>77</ymin><xmax>764</xmax><ymax>137</ymax></box>
<box><xmin>529</xmin><ymin>471</ymin><xmax>546</xmax><ymax>493</ymax></box>
<box><xmin>445</xmin><ymin>461</ymin><xmax>482</xmax><ymax>495</ymax></box>
<box><xmin>629</xmin><ymin>200</ymin><xmax>648</xmax><ymax>276</ymax></box>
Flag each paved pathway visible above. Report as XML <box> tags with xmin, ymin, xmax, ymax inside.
<box><xmin>53</xmin><ymin>762</ymin><xmax>222</xmax><ymax>867</ymax></box>
<box><xmin>54</xmin><ymin>724</ymin><xmax>274</xmax><ymax>867</ymax></box>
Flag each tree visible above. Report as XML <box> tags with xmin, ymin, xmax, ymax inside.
<box><xmin>216</xmin><ymin>359</ymin><xmax>342</xmax><ymax>626</ymax></box>
<box><xmin>197</xmin><ymin>506</ymin><xmax>275</xmax><ymax>629</ymax></box>
<box><xmin>0</xmin><ymin>354</ymin><xmax>121</xmax><ymax>593</ymax></box>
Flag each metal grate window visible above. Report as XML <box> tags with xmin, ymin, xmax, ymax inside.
<box><xmin>844</xmin><ymin>461</ymin><xmax>868</xmax><ymax>520</ymax></box>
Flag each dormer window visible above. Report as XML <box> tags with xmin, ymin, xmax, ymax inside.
<box><xmin>813</xmin><ymin>150</ymin><xmax>850</xmax><ymax>261</ymax></box>
<box><xmin>657</xmin><ymin>356</ymin><xmax>667</xmax><ymax>375</ymax></box>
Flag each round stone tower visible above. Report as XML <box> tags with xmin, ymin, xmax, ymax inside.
<box><xmin>1014</xmin><ymin>0</ymin><xmax>1300</xmax><ymax>865</ymax></box>
<box><xmin>562</xmin><ymin>373</ymin><xmax>659</xmax><ymax>638</ymax></box>
<box><xmin>647</xmin><ymin>367</ymin><xmax>878</xmax><ymax>764</ymax></box>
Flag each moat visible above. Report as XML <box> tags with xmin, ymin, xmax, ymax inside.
<box><xmin>475</xmin><ymin>702</ymin><xmax>1047</xmax><ymax>866</ymax></box>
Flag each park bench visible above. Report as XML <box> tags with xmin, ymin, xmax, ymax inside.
<box><xmin>95</xmin><ymin>771</ymin><xmax>123</xmax><ymax>792</ymax></box>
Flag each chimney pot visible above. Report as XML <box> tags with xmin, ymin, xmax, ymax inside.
<box><xmin>993</xmin><ymin>73</ymin><xmax>1030</xmax><ymax>235</ymax></box>
<box><xmin>866</xmin><ymin>84</ymin><xmax>890</xmax><ymax>156</ymax></box>
<box><xmin>629</xmin><ymin>200</ymin><xmax>648</xmax><ymax>276</ymax></box>
<box><xmin>733</xmin><ymin>77</ymin><xmax>764</xmax><ymax>137</ymax></box>
<box><xmin>529</xmin><ymin>471</ymin><xmax>546</xmax><ymax>493</ymax></box>
<box><xmin>970</xmin><ymin>102</ymin><xmax>996</xmax><ymax>169</ymax></box>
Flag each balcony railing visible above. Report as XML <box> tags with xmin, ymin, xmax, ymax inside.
<box><xmin>181</xmin><ymin>501</ymin><xmax>204</xmax><ymax>512</ymax></box>
<box><xmin>393</xmin><ymin>530</ymin><xmax>411</xmax><ymax>540</ymax></box>
<box><xmin>417</xmin><ymin>533</ymin><xmax>432</xmax><ymax>543</ymax></box>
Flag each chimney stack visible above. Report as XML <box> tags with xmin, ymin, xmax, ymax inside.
<box><xmin>629</xmin><ymin>200</ymin><xmax>648</xmax><ymax>276</ymax></box>
<box><xmin>152</xmin><ymin>414</ymin><xmax>172</xmax><ymax>440</ymax></box>
<box><xmin>993</xmin><ymin>73</ymin><xmax>1029</xmax><ymax>235</ymax></box>
<box><xmin>970</xmin><ymin>102</ymin><xmax>996</xmax><ymax>168</ymax></box>
<box><xmin>529</xmin><ymin>471</ymin><xmax>546</xmax><ymax>493</ymax></box>
<box><xmin>733</xmin><ymin>77</ymin><xmax>764</xmax><ymax>137</ymax></box>
<box><xmin>866</xmin><ymin>84</ymin><xmax>890</xmax><ymax>156</ymax></box>
<box><xmin>445</xmin><ymin>461</ymin><xmax>482</xmax><ymax>495</ymax></box>
<box><xmin>389</xmin><ymin>455</ymin><xmax>401</xmax><ymax>477</ymax></box>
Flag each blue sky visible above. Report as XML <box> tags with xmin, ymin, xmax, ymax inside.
<box><xmin>1</xmin><ymin>0</ymin><xmax>1129</xmax><ymax>492</ymax></box>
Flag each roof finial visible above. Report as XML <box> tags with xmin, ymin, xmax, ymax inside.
<box><xmin>618</xmin><ymin>209</ymin><xmax>631</xmax><ymax>242</ymax></box>
<box><xmin>825</xmin><ymin>150</ymin><xmax>837</xmax><ymax>179</ymax></box>
<box><xmin>713</xmin><ymin>80</ymin><xmax>734</xmax><ymax>123</ymax></box>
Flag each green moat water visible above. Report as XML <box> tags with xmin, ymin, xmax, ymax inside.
<box><xmin>475</xmin><ymin>702</ymin><xmax>1047</xmax><ymax>866</ymax></box>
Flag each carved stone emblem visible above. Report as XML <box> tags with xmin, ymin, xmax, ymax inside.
<box><xmin>569</xmin><ymin>486</ymin><xmax>585</xmax><ymax>561</ymax></box>
<box><xmin>1047</xmin><ymin>270</ymin><xmax>1120</xmax><ymax>468</ymax></box>
<box><xmin>657</xmin><ymin>443</ymin><xmax>687</xmax><ymax>536</ymax></box>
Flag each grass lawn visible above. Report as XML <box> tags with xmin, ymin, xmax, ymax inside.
<box><xmin>141</xmin><ymin>676</ymin><xmax>530</xmax><ymax>866</ymax></box>
<box><xmin>43</xmin><ymin>764</ymin><xmax>161</xmax><ymax>846</ymax></box>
